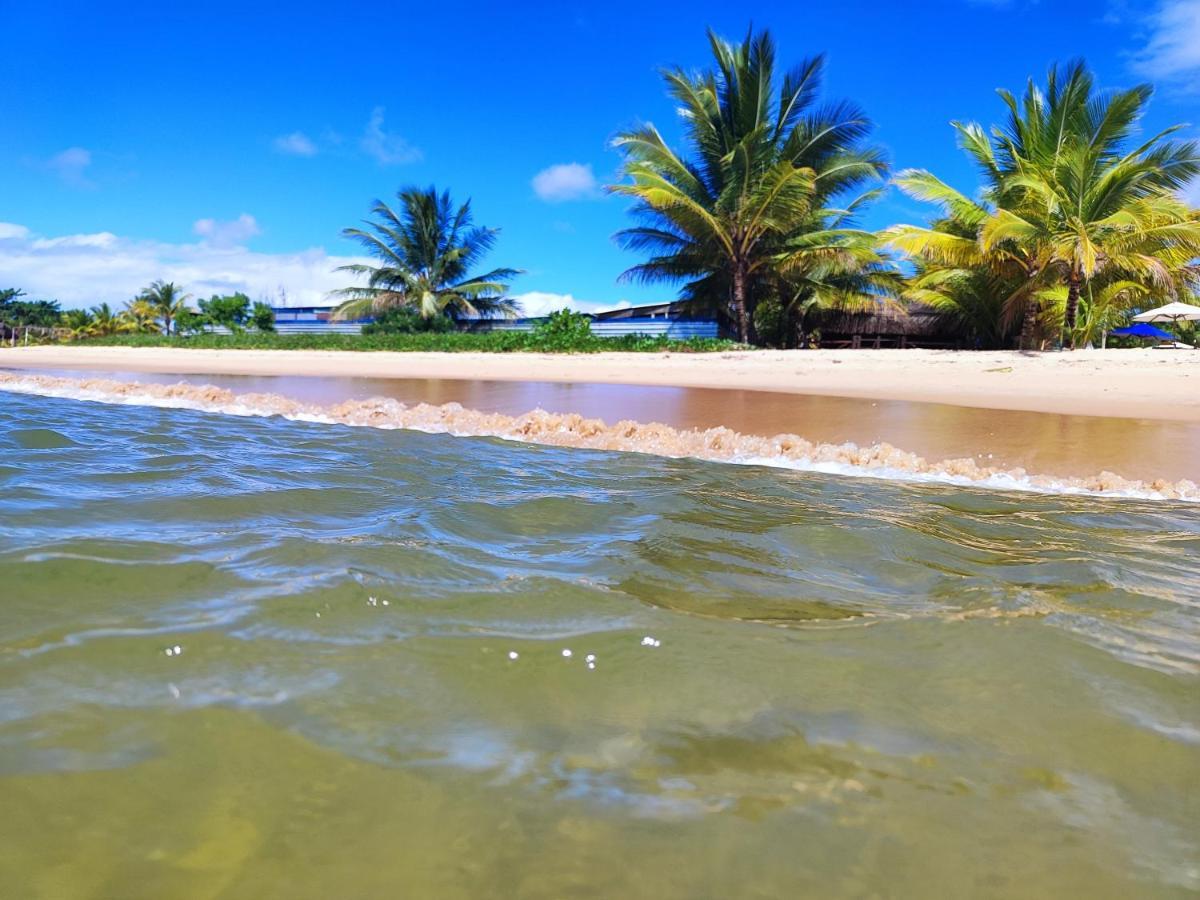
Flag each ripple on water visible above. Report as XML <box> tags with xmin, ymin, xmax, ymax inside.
<box><xmin>1</xmin><ymin>388</ymin><xmax>1198</xmax><ymax>898</ymax></box>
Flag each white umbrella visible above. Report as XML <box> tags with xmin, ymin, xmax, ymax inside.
<box><xmin>1131</xmin><ymin>301</ymin><xmax>1200</xmax><ymax>349</ymax></box>
<box><xmin>1132</xmin><ymin>301</ymin><xmax>1200</xmax><ymax>324</ymax></box>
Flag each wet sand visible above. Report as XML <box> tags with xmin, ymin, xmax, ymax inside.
<box><xmin>2</xmin><ymin>345</ymin><xmax>1197</xmax><ymax>421</ymax></box>
<box><xmin>6</xmin><ymin>369</ymin><xmax>1199</xmax><ymax>488</ymax></box>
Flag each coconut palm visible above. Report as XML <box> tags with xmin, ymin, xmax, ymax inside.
<box><xmin>137</xmin><ymin>280</ymin><xmax>191</xmax><ymax>335</ymax></box>
<box><xmin>883</xmin><ymin>62</ymin><xmax>1200</xmax><ymax>348</ymax></box>
<box><xmin>609</xmin><ymin>28</ymin><xmax>890</xmax><ymax>343</ymax></box>
<box><xmin>981</xmin><ymin>63</ymin><xmax>1200</xmax><ymax>347</ymax></box>
<box><xmin>332</xmin><ymin>187</ymin><xmax>521</xmax><ymax>321</ymax></box>
<box><xmin>886</xmin><ymin>62</ymin><xmax>1200</xmax><ymax>349</ymax></box>
<box><xmin>883</xmin><ymin>172</ymin><xmax>1045</xmax><ymax>348</ymax></box>
<box><xmin>87</xmin><ymin>302</ymin><xmax>130</xmax><ymax>336</ymax></box>
<box><xmin>61</xmin><ymin>308</ymin><xmax>95</xmax><ymax>339</ymax></box>
<box><xmin>121</xmin><ymin>298</ymin><xmax>161</xmax><ymax>333</ymax></box>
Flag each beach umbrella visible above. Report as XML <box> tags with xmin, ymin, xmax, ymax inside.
<box><xmin>1132</xmin><ymin>301</ymin><xmax>1200</xmax><ymax>328</ymax></box>
<box><xmin>1110</xmin><ymin>323</ymin><xmax>1177</xmax><ymax>341</ymax></box>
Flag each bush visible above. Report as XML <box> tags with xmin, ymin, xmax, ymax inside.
<box><xmin>752</xmin><ymin>296</ymin><xmax>785</xmax><ymax>347</ymax></box>
<box><xmin>250</xmin><ymin>301</ymin><xmax>276</xmax><ymax>332</ymax></box>
<box><xmin>75</xmin><ymin>329</ymin><xmax>744</xmax><ymax>354</ymax></box>
<box><xmin>362</xmin><ymin>307</ymin><xmax>454</xmax><ymax>335</ymax></box>
<box><xmin>198</xmin><ymin>293</ymin><xmax>251</xmax><ymax>331</ymax></box>
<box><xmin>530</xmin><ymin>309</ymin><xmax>594</xmax><ymax>348</ymax></box>
<box><xmin>1</xmin><ymin>289</ymin><xmax>62</xmax><ymax>328</ymax></box>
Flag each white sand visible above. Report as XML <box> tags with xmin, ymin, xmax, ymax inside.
<box><xmin>1</xmin><ymin>345</ymin><xmax>1196</xmax><ymax>421</ymax></box>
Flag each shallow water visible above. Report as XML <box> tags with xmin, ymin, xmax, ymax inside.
<box><xmin>1</xmin><ymin>391</ymin><xmax>1198</xmax><ymax>898</ymax></box>
<box><xmin>17</xmin><ymin>366</ymin><xmax>1200</xmax><ymax>483</ymax></box>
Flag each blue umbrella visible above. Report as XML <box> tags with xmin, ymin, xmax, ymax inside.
<box><xmin>1110</xmin><ymin>323</ymin><xmax>1177</xmax><ymax>341</ymax></box>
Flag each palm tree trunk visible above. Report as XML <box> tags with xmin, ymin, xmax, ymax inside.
<box><xmin>163</xmin><ymin>313</ymin><xmax>171</xmax><ymax>336</ymax></box>
<box><xmin>1019</xmin><ymin>296</ymin><xmax>1038</xmax><ymax>350</ymax></box>
<box><xmin>732</xmin><ymin>263</ymin><xmax>749</xmax><ymax>344</ymax></box>
<box><xmin>1064</xmin><ymin>271</ymin><xmax>1082</xmax><ymax>350</ymax></box>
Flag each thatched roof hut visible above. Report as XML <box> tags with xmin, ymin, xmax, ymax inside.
<box><xmin>815</xmin><ymin>304</ymin><xmax>962</xmax><ymax>348</ymax></box>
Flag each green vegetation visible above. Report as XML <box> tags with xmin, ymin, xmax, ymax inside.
<box><xmin>1</xmin><ymin>289</ymin><xmax>61</xmax><ymax>330</ymax></box>
<box><xmin>332</xmin><ymin>186</ymin><xmax>521</xmax><ymax>322</ymax></box>
<box><xmin>137</xmin><ymin>280</ymin><xmax>190</xmax><ymax>336</ymax></box>
<box><xmin>362</xmin><ymin>306</ymin><xmax>455</xmax><ymax>335</ymax></box>
<box><xmin>78</xmin><ymin>328</ymin><xmax>739</xmax><ymax>354</ymax></box>
<box><xmin>175</xmin><ymin>292</ymin><xmax>276</xmax><ymax>334</ymax></box>
<box><xmin>85</xmin><ymin>309</ymin><xmax>736</xmax><ymax>352</ymax></box>
<box><xmin>250</xmin><ymin>301</ymin><xmax>276</xmax><ymax>332</ymax></box>
<box><xmin>884</xmin><ymin>61</ymin><xmax>1200</xmax><ymax>349</ymax></box>
<box><xmin>7</xmin><ymin>34</ymin><xmax>1198</xmax><ymax>354</ymax></box>
<box><xmin>198</xmin><ymin>293</ymin><xmax>252</xmax><ymax>330</ymax></box>
<box><xmin>609</xmin><ymin>28</ymin><xmax>896</xmax><ymax>345</ymax></box>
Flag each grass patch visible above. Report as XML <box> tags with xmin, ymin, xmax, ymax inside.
<box><xmin>72</xmin><ymin>331</ymin><xmax>745</xmax><ymax>354</ymax></box>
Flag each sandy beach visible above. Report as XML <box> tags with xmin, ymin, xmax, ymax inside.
<box><xmin>1</xmin><ymin>345</ymin><xmax>1196</xmax><ymax>422</ymax></box>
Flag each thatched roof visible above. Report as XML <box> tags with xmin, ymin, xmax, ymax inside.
<box><xmin>817</xmin><ymin>304</ymin><xmax>954</xmax><ymax>337</ymax></box>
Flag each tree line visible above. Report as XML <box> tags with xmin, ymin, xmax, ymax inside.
<box><xmin>7</xmin><ymin>28</ymin><xmax>1198</xmax><ymax>350</ymax></box>
<box><xmin>1</xmin><ymin>282</ymin><xmax>275</xmax><ymax>338</ymax></box>
<box><xmin>327</xmin><ymin>28</ymin><xmax>1199</xmax><ymax>349</ymax></box>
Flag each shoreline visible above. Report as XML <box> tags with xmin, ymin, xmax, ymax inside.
<box><xmin>3</xmin><ymin>370</ymin><xmax>1197</xmax><ymax>500</ymax></box>
<box><xmin>1</xmin><ymin>345</ymin><xmax>1197</xmax><ymax>422</ymax></box>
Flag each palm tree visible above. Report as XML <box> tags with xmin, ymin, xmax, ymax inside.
<box><xmin>121</xmin><ymin>297</ymin><xmax>161</xmax><ymax>333</ymax></box>
<box><xmin>332</xmin><ymin>187</ymin><xmax>521</xmax><ymax>321</ymax></box>
<box><xmin>608</xmin><ymin>28</ymin><xmax>890</xmax><ymax>343</ymax></box>
<box><xmin>886</xmin><ymin>62</ymin><xmax>1200</xmax><ymax>349</ymax></box>
<box><xmin>61</xmin><ymin>308</ymin><xmax>95</xmax><ymax>339</ymax></box>
<box><xmin>883</xmin><ymin>172</ymin><xmax>1044</xmax><ymax>348</ymax></box>
<box><xmin>137</xmin><ymin>280</ymin><xmax>191</xmax><ymax>335</ymax></box>
<box><xmin>88</xmin><ymin>302</ymin><xmax>130</xmax><ymax>336</ymax></box>
<box><xmin>982</xmin><ymin>63</ymin><xmax>1200</xmax><ymax>347</ymax></box>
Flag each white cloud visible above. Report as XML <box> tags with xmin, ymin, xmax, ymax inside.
<box><xmin>273</xmin><ymin>131</ymin><xmax>318</xmax><ymax>156</ymax></box>
<box><xmin>193</xmin><ymin>214</ymin><xmax>261</xmax><ymax>248</ymax></box>
<box><xmin>1130</xmin><ymin>0</ymin><xmax>1200</xmax><ymax>84</ymax></box>
<box><xmin>0</xmin><ymin>223</ymin><xmax>32</xmax><ymax>240</ymax></box>
<box><xmin>532</xmin><ymin>163</ymin><xmax>599</xmax><ymax>202</ymax></box>
<box><xmin>0</xmin><ymin>221</ymin><xmax>368</xmax><ymax>308</ymax></box>
<box><xmin>361</xmin><ymin>107</ymin><xmax>422</xmax><ymax>165</ymax></box>
<box><xmin>46</xmin><ymin>147</ymin><xmax>93</xmax><ymax>188</ymax></box>
<box><xmin>510</xmin><ymin>291</ymin><xmax>627</xmax><ymax>317</ymax></box>
<box><xmin>1182</xmin><ymin>175</ymin><xmax>1200</xmax><ymax>207</ymax></box>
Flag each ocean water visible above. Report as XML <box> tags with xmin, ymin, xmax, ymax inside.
<box><xmin>1</xmin><ymin>389</ymin><xmax>1198</xmax><ymax>898</ymax></box>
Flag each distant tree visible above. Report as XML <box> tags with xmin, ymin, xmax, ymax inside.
<box><xmin>250</xmin><ymin>301</ymin><xmax>276</xmax><ymax>332</ymax></box>
<box><xmin>1</xmin><ymin>289</ymin><xmax>63</xmax><ymax>328</ymax></box>
<box><xmin>61</xmin><ymin>308</ymin><xmax>95</xmax><ymax>339</ymax></box>
<box><xmin>137</xmin><ymin>280</ymin><xmax>191</xmax><ymax>335</ymax></box>
<box><xmin>88</xmin><ymin>302</ymin><xmax>129</xmax><ymax>336</ymax></box>
<box><xmin>173</xmin><ymin>307</ymin><xmax>208</xmax><ymax>335</ymax></box>
<box><xmin>121</xmin><ymin>298</ymin><xmax>161</xmax><ymax>333</ymax></box>
<box><xmin>198</xmin><ymin>292</ymin><xmax>251</xmax><ymax>331</ymax></box>
<box><xmin>362</xmin><ymin>306</ymin><xmax>455</xmax><ymax>334</ymax></box>
<box><xmin>332</xmin><ymin>186</ymin><xmax>521</xmax><ymax>321</ymax></box>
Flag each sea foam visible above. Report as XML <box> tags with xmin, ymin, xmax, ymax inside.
<box><xmin>1</xmin><ymin>371</ymin><xmax>1196</xmax><ymax>501</ymax></box>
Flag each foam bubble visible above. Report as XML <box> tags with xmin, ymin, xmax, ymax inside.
<box><xmin>1</xmin><ymin>372</ymin><xmax>1196</xmax><ymax>502</ymax></box>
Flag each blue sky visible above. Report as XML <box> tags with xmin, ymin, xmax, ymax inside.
<box><xmin>2</xmin><ymin>0</ymin><xmax>1197</xmax><ymax>312</ymax></box>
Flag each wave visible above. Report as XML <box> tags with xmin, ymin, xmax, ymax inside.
<box><xmin>2</xmin><ymin>371</ymin><xmax>1196</xmax><ymax>501</ymax></box>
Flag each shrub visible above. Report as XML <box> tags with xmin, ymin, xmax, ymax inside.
<box><xmin>74</xmin><ymin>330</ymin><xmax>744</xmax><ymax>354</ymax></box>
<box><xmin>198</xmin><ymin>293</ymin><xmax>251</xmax><ymax>331</ymax></box>
<box><xmin>531</xmin><ymin>309</ymin><xmax>593</xmax><ymax>347</ymax></box>
<box><xmin>752</xmin><ymin>296</ymin><xmax>785</xmax><ymax>347</ymax></box>
<box><xmin>250</xmin><ymin>301</ymin><xmax>276</xmax><ymax>332</ymax></box>
<box><xmin>362</xmin><ymin>307</ymin><xmax>454</xmax><ymax>335</ymax></box>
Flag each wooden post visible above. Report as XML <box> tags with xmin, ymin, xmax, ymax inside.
<box><xmin>851</xmin><ymin>334</ymin><xmax>861</xmax><ymax>349</ymax></box>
